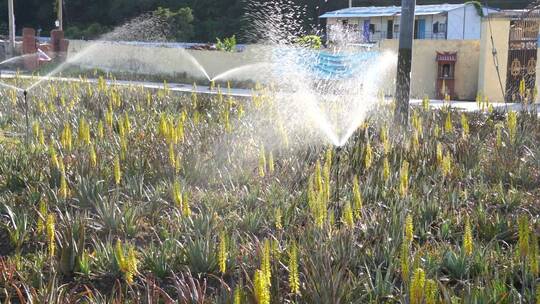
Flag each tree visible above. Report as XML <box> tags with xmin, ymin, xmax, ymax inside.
<box><xmin>153</xmin><ymin>7</ymin><xmax>194</xmax><ymax>41</ymax></box>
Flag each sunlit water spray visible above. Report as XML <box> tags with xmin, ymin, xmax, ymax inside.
<box><xmin>211</xmin><ymin>62</ymin><xmax>273</xmax><ymax>82</ymax></box>
<box><xmin>25</xmin><ymin>13</ymin><xmax>211</xmax><ymax>91</ymax></box>
<box><xmin>244</xmin><ymin>0</ymin><xmax>397</xmax><ymax>147</ymax></box>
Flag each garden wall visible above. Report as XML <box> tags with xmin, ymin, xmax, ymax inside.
<box><xmin>378</xmin><ymin>39</ymin><xmax>481</xmax><ymax>100</ymax></box>
<box><xmin>68</xmin><ymin>40</ymin><xmax>269</xmax><ymax>83</ymax></box>
<box><xmin>68</xmin><ymin>39</ymin><xmax>481</xmax><ymax>100</ymax></box>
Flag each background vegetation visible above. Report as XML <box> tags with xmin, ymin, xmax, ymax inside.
<box><xmin>0</xmin><ymin>0</ymin><xmax>533</xmax><ymax>43</ymax></box>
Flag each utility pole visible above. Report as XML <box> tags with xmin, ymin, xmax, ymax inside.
<box><xmin>57</xmin><ymin>0</ymin><xmax>63</xmax><ymax>30</ymax></box>
<box><xmin>8</xmin><ymin>0</ymin><xmax>15</xmax><ymax>56</ymax></box>
<box><xmin>394</xmin><ymin>0</ymin><xmax>416</xmax><ymax>126</ymax></box>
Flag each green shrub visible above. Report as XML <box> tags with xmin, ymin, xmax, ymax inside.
<box><xmin>297</xmin><ymin>35</ymin><xmax>322</xmax><ymax>49</ymax></box>
<box><xmin>216</xmin><ymin>35</ymin><xmax>237</xmax><ymax>52</ymax></box>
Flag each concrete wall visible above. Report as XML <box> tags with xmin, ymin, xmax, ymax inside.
<box><xmin>379</xmin><ymin>39</ymin><xmax>480</xmax><ymax>100</ymax></box>
<box><xmin>68</xmin><ymin>39</ymin><xmax>481</xmax><ymax>100</ymax></box>
<box><xmin>478</xmin><ymin>18</ymin><xmax>510</xmax><ymax>102</ymax></box>
<box><xmin>68</xmin><ymin>40</ymin><xmax>271</xmax><ymax>83</ymax></box>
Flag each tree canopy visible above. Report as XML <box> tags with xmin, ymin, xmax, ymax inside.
<box><xmin>0</xmin><ymin>0</ymin><xmax>532</xmax><ymax>43</ymax></box>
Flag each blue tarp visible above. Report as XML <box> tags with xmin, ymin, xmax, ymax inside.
<box><xmin>273</xmin><ymin>48</ymin><xmax>381</xmax><ymax>80</ymax></box>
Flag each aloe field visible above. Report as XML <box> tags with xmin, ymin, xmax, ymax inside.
<box><xmin>0</xmin><ymin>76</ymin><xmax>540</xmax><ymax>303</ymax></box>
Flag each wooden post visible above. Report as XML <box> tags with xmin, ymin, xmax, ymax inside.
<box><xmin>58</xmin><ymin>0</ymin><xmax>63</xmax><ymax>30</ymax></box>
<box><xmin>8</xmin><ymin>0</ymin><xmax>15</xmax><ymax>56</ymax></box>
<box><xmin>394</xmin><ymin>0</ymin><xmax>416</xmax><ymax>126</ymax></box>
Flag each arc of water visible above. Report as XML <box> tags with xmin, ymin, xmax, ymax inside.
<box><xmin>211</xmin><ymin>62</ymin><xmax>274</xmax><ymax>82</ymax></box>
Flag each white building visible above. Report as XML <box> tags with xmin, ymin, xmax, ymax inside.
<box><xmin>320</xmin><ymin>3</ymin><xmax>498</xmax><ymax>43</ymax></box>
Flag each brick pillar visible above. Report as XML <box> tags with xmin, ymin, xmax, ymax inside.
<box><xmin>22</xmin><ymin>28</ymin><xmax>38</xmax><ymax>70</ymax></box>
<box><xmin>51</xmin><ymin>30</ymin><xmax>69</xmax><ymax>62</ymax></box>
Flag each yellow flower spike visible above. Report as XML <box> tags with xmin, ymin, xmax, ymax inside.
<box><xmin>518</xmin><ymin>215</ymin><xmax>530</xmax><ymax>259</ymax></box>
<box><xmin>436</xmin><ymin>142</ymin><xmax>443</xmax><ymax>165</ymax></box>
<box><xmin>405</xmin><ymin>214</ymin><xmax>414</xmax><ymax>244</ymax></box>
<box><xmin>49</xmin><ymin>144</ymin><xmax>60</xmax><ymax>169</ymax></box>
<box><xmin>105</xmin><ymin>105</ymin><xmax>114</xmax><ymax>128</ymax></box>
<box><xmin>519</xmin><ymin>78</ymin><xmax>526</xmax><ymax>99</ymax></box>
<box><xmin>425</xmin><ymin>279</ymin><xmax>438</xmax><ymax>304</ymax></box>
<box><xmin>434</xmin><ymin>125</ymin><xmax>441</xmax><ymax>138</ymax></box>
<box><xmin>89</xmin><ymin>145</ymin><xmax>97</xmax><ymax>168</ymax></box>
<box><xmin>176</xmin><ymin>119</ymin><xmax>185</xmax><ymax>143</ymax></box>
<box><xmin>78</xmin><ymin>117</ymin><xmax>91</xmax><ymax>145</ymax></box>
<box><xmin>60</xmin><ymin>123</ymin><xmax>72</xmax><ymax>152</ymax></box>
<box><xmin>32</xmin><ymin>121</ymin><xmax>41</xmax><ymax>139</ymax></box>
<box><xmin>409</xmin><ymin>268</ymin><xmax>426</xmax><ymax>304</ymax></box>
<box><xmin>400</xmin><ymin>241</ymin><xmax>410</xmax><ymax>282</ymax></box>
<box><xmin>382</xmin><ymin>157</ymin><xmax>390</xmax><ymax>182</ymax></box>
<box><xmin>411</xmin><ymin>110</ymin><xmax>422</xmax><ymax>134</ymax></box>
<box><xmin>59</xmin><ymin>160</ymin><xmax>69</xmax><ymax>199</ymax></box>
<box><xmin>530</xmin><ymin>233</ymin><xmax>539</xmax><ymax>276</ymax></box>
<box><xmin>258</xmin><ymin>146</ymin><xmax>267</xmax><ymax>178</ymax></box>
<box><xmin>342</xmin><ymin>201</ymin><xmax>354</xmax><ymax>228</ymax></box>
<box><xmin>444</xmin><ymin>111</ymin><xmax>453</xmax><ymax>134</ymax></box>
<box><xmin>268</xmin><ymin>151</ymin><xmax>275</xmax><ymax>174</ymax></box>
<box><xmin>123</xmin><ymin>112</ymin><xmax>131</xmax><ymax>134</ymax></box>
<box><xmin>233</xmin><ymin>285</ymin><xmax>242</xmax><ymax>304</ymax></box>
<box><xmin>352</xmin><ymin>176</ymin><xmax>362</xmax><ymax>219</ymax></box>
<box><xmin>97</xmin><ymin>120</ymin><xmax>104</xmax><ymax>139</ymax></box>
<box><xmin>193</xmin><ymin>110</ymin><xmax>200</xmax><ymax>125</ymax></box>
<box><xmin>495</xmin><ymin>124</ymin><xmax>503</xmax><ymax>148</ymax></box>
<box><xmin>463</xmin><ymin>215</ymin><xmax>473</xmax><ymax>256</ymax></box>
<box><xmin>253</xmin><ymin>269</ymin><xmax>270</xmax><ymax>304</ymax></box>
<box><xmin>38</xmin><ymin>129</ymin><xmax>45</xmax><ymax>146</ymax></box>
<box><xmin>182</xmin><ymin>192</ymin><xmax>191</xmax><ymax>217</ymax></box>
<box><xmin>507</xmin><ymin>111</ymin><xmax>518</xmax><ymax>144</ymax></box>
<box><xmin>422</xmin><ymin>95</ymin><xmax>430</xmax><ymax>111</ymax></box>
<box><xmin>37</xmin><ymin>200</ymin><xmax>47</xmax><ymax>235</ymax></box>
<box><xmin>461</xmin><ymin>113</ymin><xmax>470</xmax><ymax>138</ymax></box>
<box><xmin>172</xmin><ymin>180</ymin><xmax>183</xmax><ymax>208</ymax></box>
<box><xmin>380</xmin><ymin>125</ymin><xmax>390</xmax><ymax>155</ymax></box>
<box><xmin>442</xmin><ymin>152</ymin><xmax>452</xmax><ymax>178</ymax></box>
<box><xmin>126</xmin><ymin>246</ymin><xmax>138</xmax><ymax>284</ymax></box>
<box><xmin>288</xmin><ymin>241</ymin><xmax>300</xmax><ymax>294</ymax></box>
<box><xmin>218</xmin><ymin>230</ymin><xmax>228</xmax><ymax>274</ymax></box>
<box><xmin>169</xmin><ymin>143</ymin><xmax>176</xmax><ymax>168</ymax></box>
<box><xmin>114</xmin><ymin>156</ymin><xmax>121</xmax><ymax>185</ymax></box>
<box><xmin>399</xmin><ymin>161</ymin><xmax>410</xmax><ymax>198</ymax></box>
<box><xmin>46</xmin><ymin>213</ymin><xmax>55</xmax><ymax>258</ymax></box>
<box><xmin>411</xmin><ymin>130</ymin><xmax>419</xmax><ymax>152</ymax></box>
<box><xmin>261</xmin><ymin>239</ymin><xmax>272</xmax><ymax>285</ymax></box>
<box><xmin>364</xmin><ymin>140</ymin><xmax>373</xmax><ymax>170</ymax></box>
<box><xmin>275</xmin><ymin>207</ymin><xmax>283</xmax><ymax>230</ymax></box>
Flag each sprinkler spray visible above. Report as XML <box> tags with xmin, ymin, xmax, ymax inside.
<box><xmin>335</xmin><ymin>146</ymin><xmax>342</xmax><ymax>216</ymax></box>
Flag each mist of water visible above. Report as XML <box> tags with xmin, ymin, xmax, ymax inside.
<box><xmin>211</xmin><ymin>62</ymin><xmax>273</xmax><ymax>82</ymax></box>
<box><xmin>0</xmin><ymin>53</ymin><xmax>41</xmax><ymax>67</ymax></box>
<box><xmin>25</xmin><ymin>12</ymin><xmax>213</xmax><ymax>91</ymax></box>
<box><xmin>241</xmin><ymin>0</ymin><xmax>397</xmax><ymax>147</ymax></box>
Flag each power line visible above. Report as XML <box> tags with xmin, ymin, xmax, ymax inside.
<box><xmin>483</xmin><ymin>0</ymin><xmax>506</xmax><ymax>103</ymax></box>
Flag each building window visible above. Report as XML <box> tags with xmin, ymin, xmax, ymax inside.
<box><xmin>433</xmin><ymin>22</ymin><xmax>439</xmax><ymax>34</ymax></box>
<box><xmin>369</xmin><ymin>24</ymin><xmax>375</xmax><ymax>34</ymax></box>
<box><xmin>394</xmin><ymin>24</ymin><xmax>400</xmax><ymax>32</ymax></box>
<box><xmin>439</xmin><ymin>23</ymin><xmax>446</xmax><ymax>33</ymax></box>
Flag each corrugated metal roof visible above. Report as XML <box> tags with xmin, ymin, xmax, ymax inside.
<box><xmin>320</xmin><ymin>3</ymin><xmax>468</xmax><ymax>18</ymax></box>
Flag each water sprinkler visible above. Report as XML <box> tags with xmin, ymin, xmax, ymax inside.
<box><xmin>23</xmin><ymin>90</ymin><xmax>30</xmax><ymax>147</ymax></box>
